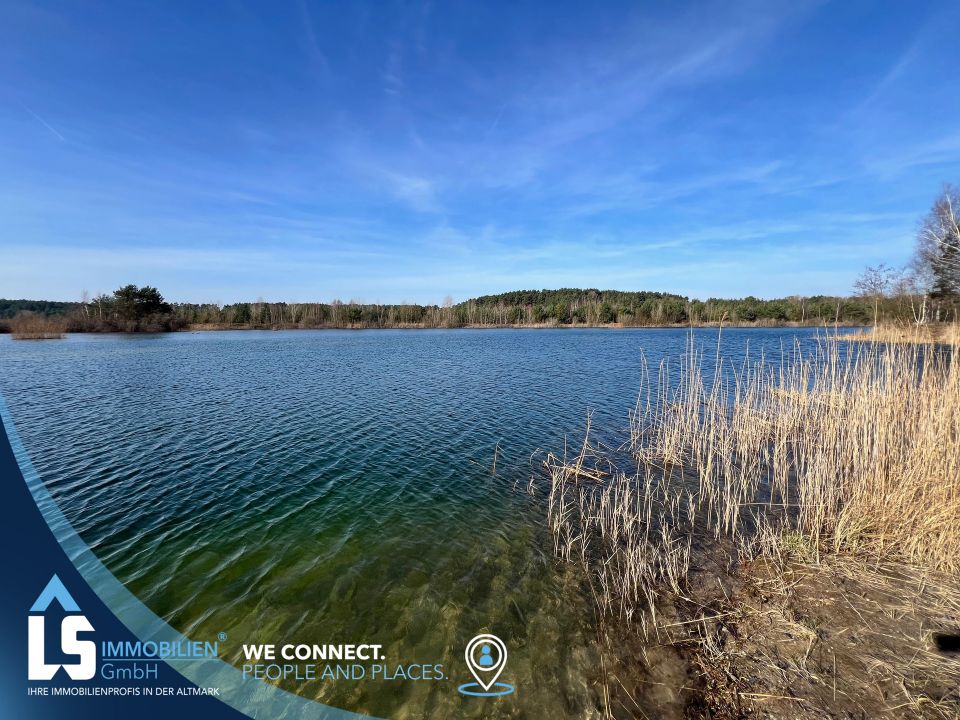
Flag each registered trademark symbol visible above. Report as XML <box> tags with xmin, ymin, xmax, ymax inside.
<box><xmin>217</xmin><ymin>632</ymin><xmax>228</xmax><ymax>642</ymax></box>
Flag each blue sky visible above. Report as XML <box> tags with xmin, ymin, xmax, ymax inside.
<box><xmin>2</xmin><ymin>0</ymin><xmax>959</xmax><ymax>304</ymax></box>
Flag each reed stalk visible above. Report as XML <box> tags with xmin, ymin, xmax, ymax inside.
<box><xmin>544</xmin><ymin>336</ymin><xmax>960</xmax><ymax>624</ymax></box>
<box><xmin>843</xmin><ymin>321</ymin><xmax>960</xmax><ymax>346</ymax></box>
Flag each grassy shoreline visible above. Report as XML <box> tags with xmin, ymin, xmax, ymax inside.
<box><xmin>4</xmin><ymin>320</ymin><xmax>868</xmax><ymax>337</ymax></box>
<box><xmin>181</xmin><ymin>320</ymin><xmax>863</xmax><ymax>332</ymax></box>
<box><xmin>540</xmin><ymin>337</ymin><xmax>960</xmax><ymax>718</ymax></box>
<box><xmin>842</xmin><ymin>322</ymin><xmax>960</xmax><ymax>346</ymax></box>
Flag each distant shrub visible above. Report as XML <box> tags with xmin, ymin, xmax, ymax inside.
<box><xmin>10</xmin><ymin>311</ymin><xmax>66</xmax><ymax>340</ymax></box>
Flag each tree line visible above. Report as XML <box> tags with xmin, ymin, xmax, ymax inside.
<box><xmin>0</xmin><ymin>286</ymin><xmax>928</xmax><ymax>332</ymax></box>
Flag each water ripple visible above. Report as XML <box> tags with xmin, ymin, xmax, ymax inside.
<box><xmin>0</xmin><ymin>327</ymin><xmax>831</xmax><ymax>719</ymax></box>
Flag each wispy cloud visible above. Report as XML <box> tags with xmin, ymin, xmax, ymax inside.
<box><xmin>0</xmin><ymin>0</ymin><xmax>953</xmax><ymax>303</ymax></box>
<box><xmin>21</xmin><ymin>103</ymin><xmax>65</xmax><ymax>142</ymax></box>
<box><xmin>296</xmin><ymin>0</ymin><xmax>332</xmax><ymax>79</ymax></box>
<box><xmin>863</xmin><ymin>132</ymin><xmax>960</xmax><ymax>178</ymax></box>
<box><xmin>377</xmin><ymin>170</ymin><xmax>440</xmax><ymax>213</ymax></box>
<box><xmin>382</xmin><ymin>43</ymin><xmax>404</xmax><ymax>95</ymax></box>
<box><xmin>453</xmin><ymin>2</ymin><xmax>810</xmax><ymax>183</ymax></box>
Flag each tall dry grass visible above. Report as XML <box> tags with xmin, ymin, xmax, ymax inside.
<box><xmin>9</xmin><ymin>311</ymin><xmax>66</xmax><ymax>340</ymax></box>
<box><xmin>543</xmin><ymin>336</ymin><xmax>960</xmax><ymax>626</ymax></box>
<box><xmin>844</xmin><ymin>321</ymin><xmax>960</xmax><ymax>346</ymax></box>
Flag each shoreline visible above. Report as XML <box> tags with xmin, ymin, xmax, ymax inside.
<box><xmin>840</xmin><ymin>323</ymin><xmax>960</xmax><ymax>346</ymax></box>
<box><xmin>1</xmin><ymin>321</ymin><xmax>867</xmax><ymax>337</ymax></box>
<box><xmin>183</xmin><ymin>320</ymin><xmax>862</xmax><ymax>332</ymax></box>
<box><xmin>542</xmin><ymin>337</ymin><xmax>960</xmax><ymax>717</ymax></box>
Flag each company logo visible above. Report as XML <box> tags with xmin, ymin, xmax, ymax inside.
<box><xmin>28</xmin><ymin>575</ymin><xmax>96</xmax><ymax>681</ymax></box>
<box><xmin>457</xmin><ymin>633</ymin><xmax>514</xmax><ymax>697</ymax></box>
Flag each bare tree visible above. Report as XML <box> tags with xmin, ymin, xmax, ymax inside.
<box><xmin>330</xmin><ymin>298</ymin><xmax>343</xmax><ymax>327</ymax></box>
<box><xmin>853</xmin><ymin>263</ymin><xmax>895</xmax><ymax>324</ymax></box>
<box><xmin>889</xmin><ymin>268</ymin><xmax>927</xmax><ymax>326</ymax></box>
<box><xmin>916</xmin><ymin>185</ymin><xmax>960</xmax><ymax>298</ymax></box>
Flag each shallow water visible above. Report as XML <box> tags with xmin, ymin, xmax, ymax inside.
<box><xmin>0</xmin><ymin>327</ymin><xmax>831</xmax><ymax>718</ymax></box>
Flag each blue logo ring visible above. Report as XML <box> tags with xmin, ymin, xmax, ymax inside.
<box><xmin>457</xmin><ymin>682</ymin><xmax>515</xmax><ymax>697</ymax></box>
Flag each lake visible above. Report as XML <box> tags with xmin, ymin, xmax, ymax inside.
<box><xmin>0</xmin><ymin>327</ymin><xmax>832</xmax><ymax>718</ymax></box>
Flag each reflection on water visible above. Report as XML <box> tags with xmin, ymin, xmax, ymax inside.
<box><xmin>0</xmin><ymin>328</ymin><xmax>830</xmax><ymax>718</ymax></box>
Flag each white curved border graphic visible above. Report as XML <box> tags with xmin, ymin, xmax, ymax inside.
<box><xmin>0</xmin><ymin>393</ymin><xmax>378</xmax><ymax>720</ymax></box>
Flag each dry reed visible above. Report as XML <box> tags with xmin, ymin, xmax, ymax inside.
<box><xmin>544</xmin><ymin>335</ymin><xmax>960</xmax><ymax>622</ymax></box>
<box><xmin>843</xmin><ymin>322</ymin><xmax>960</xmax><ymax>347</ymax></box>
<box><xmin>541</xmin><ymin>334</ymin><xmax>960</xmax><ymax>715</ymax></box>
<box><xmin>10</xmin><ymin>312</ymin><xmax>66</xmax><ymax>340</ymax></box>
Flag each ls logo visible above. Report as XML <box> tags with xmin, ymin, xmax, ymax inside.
<box><xmin>28</xmin><ymin>575</ymin><xmax>96</xmax><ymax>680</ymax></box>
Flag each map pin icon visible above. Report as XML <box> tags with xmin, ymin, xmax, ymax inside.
<box><xmin>465</xmin><ymin>634</ymin><xmax>507</xmax><ymax>692</ymax></box>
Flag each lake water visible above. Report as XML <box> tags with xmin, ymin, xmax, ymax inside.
<box><xmin>0</xmin><ymin>328</ymin><xmax>831</xmax><ymax>718</ymax></box>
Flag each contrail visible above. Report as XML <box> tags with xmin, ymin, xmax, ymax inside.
<box><xmin>21</xmin><ymin>103</ymin><xmax>66</xmax><ymax>142</ymax></box>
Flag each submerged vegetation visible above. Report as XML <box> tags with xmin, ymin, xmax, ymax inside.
<box><xmin>540</xmin><ymin>337</ymin><xmax>960</xmax><ymax>717</ymax></box>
